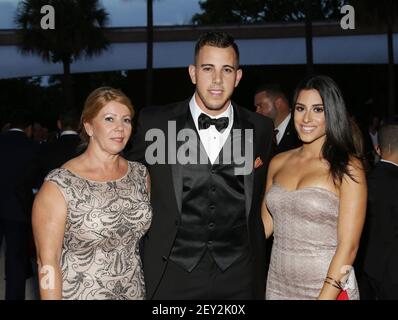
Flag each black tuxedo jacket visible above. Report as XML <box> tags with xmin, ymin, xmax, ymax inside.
<box><xmin>37</xmin><ymin>133</ymin><xmax>82</xmax><ymax>183</ymax></box>
<box><xmin>276</xmin><ymin>116</ymin><xmax>301</xmax><ymax>154</ymax></box>
<box><xmin>0</xmin><ymin>131</ymin><xmax>40</xmax><ymax>223</ymax></box>
<box><xmin>126</xmin><ymin>99</ymin><xmax>274</xmax><ymax>299</ymax></box>
<box><xmin>363</xmin><ymin>161</ymin><xmax>398</xmax><ymax>283</ymax></box>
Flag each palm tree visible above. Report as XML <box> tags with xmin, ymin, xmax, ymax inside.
<box><xmin>15</xmin><ymin>0</ymin><xmax>109</xmax><ymax>109</ymax></box>
<box><xmin>350</xmin><ymin>0</ymin><xmax>398</xmax><ymax>119</ymax></box>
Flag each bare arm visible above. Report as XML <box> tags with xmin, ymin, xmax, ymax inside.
<box><xmin>32</xmin><ymin>181</ymin><xmax>67</xmax><ymax>300</ymax></box>
<box><xmin>146</xmin><ymin>172</ymin><xmax>151</xmax><ymax>198</ymax></box>
<box><xmin>261</xmin><ymin>156</ymin><xmax>280</xmax><ymax>239</ymax></box>
<box><xmin>317</xmin><ymin>159</ymin><xmax>367</xmax><ymax>300</ymax></box>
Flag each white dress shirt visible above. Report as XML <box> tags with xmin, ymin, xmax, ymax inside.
<box><xmin>8</xmin><ymin>128</ymin><xmax>24</xmax><ymax>133</ymax></box>
<box><xmin>275</xmin><ymin>113</ymin><xmax>291</xmax><ymax>145</ymax></box>
<box><xmin>369</xmin><ymin>131</ymin><xmax>379</xmax><ymax>148</ymax></box>
<box><xmin>60</xmin><ymin>130</ymin><xmax>79</xmax><ymax>137</ymax></box>
<box><xmin>189</xmin><ymin>95</ymin><xmax>233</xmax><ymax>164</ymax></box>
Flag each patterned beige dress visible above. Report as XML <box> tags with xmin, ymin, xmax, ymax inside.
<box><xmin>265</xmin><ymin>183</ymin><xmax>359</xmax><ymax>300</ymax></box>
<box><xmin>45</xmin><ymin>161</ymin><xmax>152</xmax><ymax>300</ymax></box>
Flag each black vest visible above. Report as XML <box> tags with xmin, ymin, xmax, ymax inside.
<box><xmin>169</xmin><ymin>112</ymin><xmax>249</xmax><ymax>272</ymax></box>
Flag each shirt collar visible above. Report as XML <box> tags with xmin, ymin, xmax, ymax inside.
<box><xmin>189</xmin><ymin>94</ymin><xmax>233</xmax><ymax>130</ymax></box>
<box><xmin>380</xmin><ymin>159</ymin><xmax>398</xmax><ymax>167</ymax></box>
<box><xmin>60</xmin><ymin>130</ymin><xmax>79</xmax><ymax>137</ymax></box>
<box><xmin>276</xmin><ymin>113</ymin><xmax>291</xmax><ymax>134</ymax></box>
<box><xmin>8</xmin><ymin>128</ymin><xmax>24</xmax><ymax>133</ymax></box>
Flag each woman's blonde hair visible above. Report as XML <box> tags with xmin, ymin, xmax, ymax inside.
<box><xmin>80</xmin><ymin>87</ymin><xmax>135</xmax><ymax>142</ymax></box>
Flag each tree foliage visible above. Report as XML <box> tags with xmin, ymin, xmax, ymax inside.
<box><xmin>192</xmin><ymin>0</ymin><xmax>349</xmax><ymax>25</ymax></box>
<box><xmin>15</xmin><ymin>0</ymin><xmax>110</xmax><ymax>64</ymax></box>
<box><xmin>14</xmin><ymin>0</ymin><xmax>110</xmax><ymax>108</ymax></box>
<box><xmin>349</xmin><ymin>0</ymin><xmax>398</xmax><ymax>27</ymax></box>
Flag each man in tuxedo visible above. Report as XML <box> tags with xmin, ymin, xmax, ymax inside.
<box><xmin>127</xmin><ymin>31</ymin><xmax>273</xmax><ymax>299</ymax></box>
<box><xmin>254</xmin><ymin>84</ymin><xmax>301</xmax><ymax>154</ymax></box>
<box><xmin>37</xmin><ymin>110</ymin><xmax>82</xmax><ymax>183</ymax></box>
<box><xmin>0</xmin><ymin>110</ymin><xmax>39</xmax><ymax>300</ymax></box>
<box><xmin>361</xmin><ymin>123</ymin><xmax>398</xmax><ymax>299</ymax></box>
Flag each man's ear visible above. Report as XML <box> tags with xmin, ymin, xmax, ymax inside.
<box><xmin>25</xmin><ymin>125</ymin><xmax>32</xmax><ymax>138</ymax></box>
<box><xmin>235</xmin><ymin>68</ymin><xmax>243</xmax><ymax>87</ymax></box>
<box><xmin>274</xmin><ymin>97</ymin><xmax>283</xmax><ymax>110</ymax></box>
<box><xmin>188</xmin><ymin>64</ymin><xmax>196</xmax><ymax>85</ymax></box>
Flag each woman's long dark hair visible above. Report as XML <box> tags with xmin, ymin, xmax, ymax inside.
<box><xmin>293</xmin><ymin>75</ymin><xmax>359</xmax><ymax>185</ymax></box>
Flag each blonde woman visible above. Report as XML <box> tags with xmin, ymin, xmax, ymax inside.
<box><xmin>32</xmin><ymin>87</ymin><xmax>152</xmax><ymax>300</ymax></box>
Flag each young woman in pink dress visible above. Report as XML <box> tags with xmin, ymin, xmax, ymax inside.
<box><xmin>262</xmin><ymin>75</ymin><xmax>366</xmax><ymax>300</ymax></box>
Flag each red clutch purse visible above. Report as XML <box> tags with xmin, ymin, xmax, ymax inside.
<box><xmin>328</xmin><ymin>267</ymin><xmax>356</xmax><ymax>300</ymax></box>
<box><xmin>337</xmin><ymin>290</ymin><xmax>349</xmax><ymax>300</ymax></box>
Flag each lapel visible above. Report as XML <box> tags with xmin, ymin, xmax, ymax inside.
<box><xmin>168</xmin><ymin>101</ymin><xmax>256</xmax><ymax>219</ymax></box>
<box><xmin>279</xmin><ymin>116</ymin><xmax>293</xmax><ymax>146</ymax></box>
<box><xmin>233</xmin><ymin>104</ymin><xmax>255</xmax><ymax>219</ymax></box>
<box><xmin>379</xmin><ymin>161</ymin><xmax>398</xmax><ymax>174</ymax></box>
<box><xmin>169</xmin><ymin>103</ymin><xmax>189</xmax><ymax>214</ymax></box>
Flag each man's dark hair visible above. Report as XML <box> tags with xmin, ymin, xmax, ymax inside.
<box><xmin>254</xmin><ymin>84</ymin><xmax>289</xmax><ymax>103</ymax></box>
<box><xmin>379</xmin><ymin>123</ymin><xmax>398</xmax><ymax>154</ymax></box>
<box><xmin>59</xmin><ymin>109</ymin><xmax>80</xmax><ymax>131</ymax></box>
<box><xmin>194</xmin><ymin>31</ymin><xmax>239</xmax><ymax>64</ymax></box>
<box><xmin>9</xmin><ymin>109</ymin><xmax>33</xmax><ymax>129</ymax></box>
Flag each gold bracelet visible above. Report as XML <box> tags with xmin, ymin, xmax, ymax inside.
<box><xmin>326</xmin><ymin>276</ymin><xmax>343</xmax><ymax>290</ymax></box>
<box><xmin>324</xmin><ymin>279</ymin><xmax>341</xmax><ymax>290</ymax></box>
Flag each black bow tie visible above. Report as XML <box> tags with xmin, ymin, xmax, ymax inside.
<box><xmin>198</xmin><ymin>113</ymin><xmax>229</xmax><ymax>132</ymax></box>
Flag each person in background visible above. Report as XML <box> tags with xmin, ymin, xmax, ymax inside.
<box><xmin>32</xmin><ymin>122</ymin><xmax>48</xmax><ymax>145</ymax></box>
<box><xmin>254</xmin><ymin>84</ymin><xmax>301</xmax><ymax>154</ymax></box>
<box><xmin>1</xmin><ymin>122</ymin><xmax>11</xmax><ymax>133</ymax></box>
<box><xmin>368</xmin><ymin>115</ymin><xmax>380</xmax><ymax>152</ymax></box>
<box><xmin>360</xmin><ymin>123</ymin><xmax>398</xmax><ymax>299</ymax></box>
<box><xmin>37</xmin><ymin>109</ymin><xmax>82</xmax><ymax>183</ymax></box>
<box><xmin>0</xmin><ymin>110</ymin><xmax>39</xmax><ymax>300</ymax></box>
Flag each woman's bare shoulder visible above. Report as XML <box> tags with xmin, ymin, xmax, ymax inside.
<box><xmin>270</xmin><ymin>147</ymin><xmax>300</xmax><ymax>170</ymax></box>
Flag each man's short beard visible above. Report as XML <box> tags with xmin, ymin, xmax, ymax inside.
<box><xmin>204</xmin><ymin>103</ymin><xmax>225</xmax><ymax>110</ymax></box>
<box><xmin>197</xmin><ymin>91</ymin><xmax>231</xmax><ymax>112</ymax></box>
